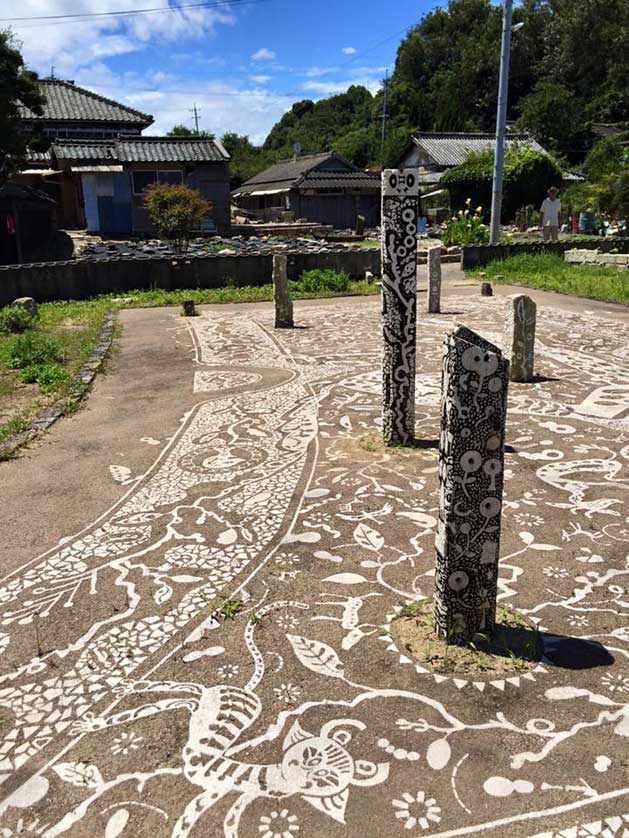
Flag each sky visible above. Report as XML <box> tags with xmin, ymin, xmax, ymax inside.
<box><xmin>5</xmin><ymin>0</ymin><xmax>437</xmax><ymax>144</ymax></box>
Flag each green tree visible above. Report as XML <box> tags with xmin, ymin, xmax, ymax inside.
<box><xmin>143</xmin><ymin>183</ymin><xmax>209</xmax><ymax>253</ymax></box>
<box><xmin>166</xmin><ymin>124</ymin><xmax>212</xmax><ymax>138</ymax></box>
<box><xmin>516</xmin><ymin>81</ymin><xmax>590</xmax><ymax>158</ymax></box>
<box><xmin>221</xmin><ymin>132</ymin><xmax>270</xmax><ymax>189</ymax></box>
<box><xmin>0</xmin><ymin>30</ymin><xmax>46</xmax><ymax>180</ymax></box>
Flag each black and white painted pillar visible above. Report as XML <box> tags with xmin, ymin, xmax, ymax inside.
<box><xmin>434</xmin><ymin>326</ymin><xmax>509</xmax><ymax>645</ymax></box>
<box><xmin>381</xmin><ymin>168</ymin><xmax>419</xmax><ymax>446</ymax></box>
<box><xmin>427</xmin><ymin>246</ymin><xmax>442</xmax><ymax>314</ymax></box>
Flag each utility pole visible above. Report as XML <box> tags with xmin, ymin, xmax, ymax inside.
<box><xmin>190</xmin><ymin>103</ymin><xmax>200</xmax><ymax>135</ymax></box>
<box><xmin>489</xmin><ymin>0</ymin><xmax>514</xmax><ymax>246</ymax></box>
<box><xmin>380</xmin><ymin>71</ymin><xmax>389</xmax><ymax>163</ymax></box>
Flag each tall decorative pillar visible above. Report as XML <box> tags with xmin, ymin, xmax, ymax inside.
<box><xmin>427</xmin><ymin>246</ymin><xmax>442</xmax><ymax>314</ymax></box>
<box><xmin>433</xmin><ymin>326</ymin><xmax>509</xmax><ymax>645</ymax></box>
<box><xmin>504</xmin><ymin>294</ymin><xmax>536</xmax><ymax>382</ymax></box>
<box><xmin>273</xmin><ymin>254</ymin><xmax>293</xmax><ymax>328</ymax></box>
<box><xmin>381</xmin><ymin>169</ymin><xmax>419</xmax><ymax>446</ymax></box>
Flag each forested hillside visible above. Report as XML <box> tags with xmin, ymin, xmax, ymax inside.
<box><xmin>223</xmin><ymin>0</ymin><xmax>628</xmax><ymax>185</ymax></box>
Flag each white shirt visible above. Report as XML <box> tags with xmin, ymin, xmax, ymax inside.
<box><xmin>541</xmin><ymin>197</ymin><xmax>561</xmax><ymax>227</ymax></box>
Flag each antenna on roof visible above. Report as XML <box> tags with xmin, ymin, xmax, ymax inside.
<box><xmin>50</xmin><ymin>65</ymin><xmax>55</xmax><ymax>79</ymax></box>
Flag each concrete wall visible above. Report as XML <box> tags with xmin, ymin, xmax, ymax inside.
<box><xmin>461</xmin><ymin>239</ymin><xmax>629</xmax><ymax>270</ymax></box>
<box><xmin>0</xmin><ymin>248</ymin><xmax>381</xmax><ymax>306</ymax></box>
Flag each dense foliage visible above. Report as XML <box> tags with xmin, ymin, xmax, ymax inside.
<box><xmin>143</xmin><ymin>183</ymin><xmax>210</xmax><ymax>253</ymax></box>
<box><xmin>0</xmin><ymin>30</ymin><xmax>46</xmax><ymax>180</ymax></box>
<box><xmin>441</xmin><ymin>145</ymin><xmax>562</xmax><ymax>218</ymax></box>
<box><xmin>562</xmin><ymin>134</ymin><xmax>629</xmax><ymax>218</ymax></box>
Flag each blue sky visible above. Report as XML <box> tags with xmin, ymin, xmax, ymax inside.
<box><xmin>10</xmin><ymin>0</ymin><xmax>439</xmax><ymax>143</ymax></box>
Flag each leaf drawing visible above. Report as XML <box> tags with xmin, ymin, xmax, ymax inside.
<box><xmin>105</xmin><ymin>808</ymin><xmax>130</xmax><ymax>838</ymax></box>
<box><xmin>323</xmin><ymin>573</ymin><xmax>370</xmax><ymax>585</ymax></box>
<box><xmin>52</xmin><ymin>761</ymin><xmax>103</xmax><ymax>788</ymax></box>
<box><xmin>353</xmin><ymin>522</ymin><xmax>384</xmax><ymax>552</ymax></box>
<box><xmin>286</xmin><ymin>634</ymin><xmax>345</xmax><ymax>679</ymax></box>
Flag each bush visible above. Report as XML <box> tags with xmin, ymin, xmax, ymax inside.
<box><xmin>2</xmin><ymin>332</ymin><xmax>64</xmax><ymax>369</ymax></box>
<box><xmin>143</xmin><ymin>183</ymin><xmax>210</xmax><ymax>254</ymax></box>
<box><xmin>442</xmin><ymin>200</ymin><xmax>489</xmax><ymax>246</ymax></box>
<box><xmin>294</xmin><ymin>269</ymin><xmax>351</xmax><ymax>293</ymax></box>
<box><xmin>19</xmin><ymin>363</ymin><xmax>70</xmax><ymax>393</ymax></box>
<box><xmin>442</xmin><ymin>145</ymin><xmax>563</xmax><ymax>222</ymax></box>
<box><xmin>0</xmin><ymin>305</ymin><xmax>34</xmax><ymax>334</ymax></box>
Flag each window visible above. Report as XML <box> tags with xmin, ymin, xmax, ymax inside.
<box><xmin>132</xmin><ymin>170</ymin><xmax>183</xmax><ymax>194</ymax></box>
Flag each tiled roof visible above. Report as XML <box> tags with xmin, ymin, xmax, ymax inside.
<box><xmin>240</xmin><ymin>152</ymin><xmax>336</xmax><ymax>188</ymax></box>
<box><xmin>20</xmin><ymin>79</ymin><xmax>153</xmax><ymax>126</ymax></box>
<box><xmin>53</xmin><ymin>140</ymin><xmax>117</xmax><ymax>161</ymax></box>
<box><xmin>25</xmin><ymin>148</ymin><xmax>53</xmax><ymax>163</ymax></box>
<box><xmin>50</xmin><ymin>137</ymin><xmax>229</xmax><ymax>164</ymax></box>
<box><xmin>412</xmin><ymin>132</ymin><xmax>547</xmax><ymax>167</ymax></box>
<box><xmin>233</xmin><ymin>151</ymin><xmax>369</xmax><ymax>196</ymax></box>
<box><xmin>116</xmin><ymin>137</ymin><xmax>229</xmax><ymax>163</ymax></box>
<box><xmin>300</xmin><ymin>171</ymin><xmax>379</xmax><ymax>190</ymax></box>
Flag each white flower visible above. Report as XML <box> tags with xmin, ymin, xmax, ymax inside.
<box><xmin>567</xmin><ymin>614</ymin><xmax>589</xmax><ymax>628</ymax></box>
<box><xmin>110</xmin><ymin>731</ymin><xmax>143</xmax><ymax>756</ymax></box>
<box><xmin>217</xmin><ymin>663</ymin><xmax>240</xmax><ymax>680</ymax></box>
<box><xmin>514</xmin><ymin>512</ymin><xmax>544</xmax><ymax>527</ymax></box>
<box><xmin>276</xmin><ymin>614</ymin><xmax>299</xmax><ymax>630</ymax></box>
<box><xmin>258</xmin><ymin>809</ymin><xmax>299</xmax><ymax>838</ymax></box>
<box><xmin>275</xmin><ymin>553</ymin><xmax>300</xmax><ymax>567</ymax></box>
<box><xmin>543</xmin><ymin>566</ymin><xmax>569</xmax><ymax>579</ymax></box>
<box><xmin>601</xmin><ymin>673</ymin><xmax>629</xmax><ymax>693</ymax></box>
<box><xmin>392</xmin><ymin>790</ymin><xmax>441</xmax><ymax>830</ymax></box>
<box><xmin>273</xmin><ymin>683</ymin><xmax>301</xmax><ymax>704</ymax></box>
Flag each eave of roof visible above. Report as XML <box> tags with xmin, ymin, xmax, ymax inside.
<box><xmin>20</xmin><ymin>79</ymin><xmax>153</xmax><ymax>126</ymax></box>
<box><xmin>49</xmin><ymin>137</ymin><xmax>230</xmax><ymax>165</ymax></box>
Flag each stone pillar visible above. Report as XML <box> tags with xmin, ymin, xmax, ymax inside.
<box><xmin>427</xmin><ymin>247</ymin><xmax>441</xmax><ymax>314</ymax></box>
<box><xmin>481</xmin><ymin>282</ymin><xmax>493</xmax><ymax>296</ymax></box>
<box><xmin>182</xmin><ymin>299</ymin><xmax>196</xmax><ymax>317</ymax></box>
<box><xmin>433</xmin><ymin>326</ymin><xmax>509</xmax><ymax>645</ymax></box>
<box><xmin>273</xmin><ymin>254</ymin><xmax>293</xmax><ymax>328</ymax></box>
<box><xmin>381</xmin><ymin>168</ymin><xmax>419</xmax><ymax>446</ymax></box>
<box><xmin>355</xmin><ymin>214</ymin><xmax>366</xmax><ymax>236</ymax></box>
<box><xmin>504</xmin><ymin>294</ymin><xmax>536</xmax><ymax>382</ymax></box>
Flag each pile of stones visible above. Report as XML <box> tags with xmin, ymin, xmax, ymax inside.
<box><xmin>77</xmin><ymin>235</ymin><xmax>374</xmax><ymax>260</ymax></box>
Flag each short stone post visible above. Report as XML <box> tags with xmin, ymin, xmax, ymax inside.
<box><xmin>273</xmin><ymin>254</ymin><xmax>293</xmax><ymax>328</ymax></box>
<box><xmin>433</xmin><ymin>326</ymin><xmax>509</xmax><ymax>645</ymax></box>
<box><xmin>182</xmin><ymin>299</ymin><xmax>196</xmax><ymax>317</ymax></box>
<box><xmin>504</xmin><ymin>294</ymin><xmax>536</xmax><ymax>382</ymax></box>
<box><xmin>481</xmin><ymin>282</ymin><xmax>493</xmax><ymax>296</ymax></box>
<box><xmin>12</xmin><ymin>297</ymin><xmax>37</xmax><ymax>318</ymax></box>
<box><xmin>381</xmin><ymin>168</ymin><xmax>419</xmax><ymax>446</ymax></box>
<box><xmin>355</xmin><ymin>214</ymin><xmax>366</xmax><ymax>236</ymax></box>
<box><xmin>427</xmin><ymin>247</ymin><xmax>441</xmax><ymax>314</ymax></box>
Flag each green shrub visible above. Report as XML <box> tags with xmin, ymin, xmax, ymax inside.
<box><xmin>442</xmin><ymin>145</ymin><xmax>563</xmax><ymax>222</ymax></box>
<box><xmin>0</xmin><ymin>305</ymin><xmax>34</xmax><ymax>335</ymax></box>
<box><xmin>443</xmin><ymin>200</ymin><xmax>489</xmax><ymax>246</ymax></box>
<box><xmin>2</xmin><ymin>332</ymin><xmax>64</xmax><ymax>369</ymax></box>
<box><xmin>19</xmin><ymin>363</ymin><xmax>69</xmax><ymax>393</ymax></box>
<box><xmin>295</xmin><ymin>269</ymin><xmax>351</xmax><ymax>293</ymax></box>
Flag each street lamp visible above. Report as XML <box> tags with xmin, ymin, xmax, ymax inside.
<box><xmin>489</xmin><ymin>1</ymin><xmax>522</xmax><ymax>245</ymax></box>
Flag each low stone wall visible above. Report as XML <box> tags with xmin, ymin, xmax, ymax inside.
<box><xmin>0</xmin><ymin>249</ymin><xmax>381</xmax><ymax>306</ymax></box>
<box><xmin>565</xmin><ymin>250</ymin><xmax>629</xmax><ymax>267</ymax></box>
<box><xmin>462</xmin><ymin>239</ymin><xmax>629</xmax><ymax>270</ymax></box>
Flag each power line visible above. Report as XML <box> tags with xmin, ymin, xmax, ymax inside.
<box><xmin>0</xmin><ymin>0</ymin><xmax>263</xmax><ymax>24</ymax></box>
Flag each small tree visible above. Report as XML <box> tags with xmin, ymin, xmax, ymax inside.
<box><xmin>0</xmin><ymin>30</ymin><xmax>47</xmax><ymax>181</ymax></box>
<box><xmin>143</xmin><ymin>183</ymin><xmax>210</xmax><ymax>253</ymax></box>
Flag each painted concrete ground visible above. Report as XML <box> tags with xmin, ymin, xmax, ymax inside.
<box><xmin>0</xmin><ymin>292</ymin><xmax>628</xmax><ymax>838</ymax></box>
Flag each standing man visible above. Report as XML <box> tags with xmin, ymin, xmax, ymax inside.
<box><xmin>540</xmin><ymin>186</ymin><xmax>561</xmax><ymax>242</ymax></box>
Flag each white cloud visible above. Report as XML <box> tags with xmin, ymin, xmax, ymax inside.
<box><xmin>10</xmin><ymin>0</ymin><xmax>236</xmax><ymax>78</ymax></box>
<box><xmin>249</xmin><ymin>75</ymin><xmax>272</xmax><ymax>84</ymax></box>
<box><xmin>250</xmin><ymin>47</ymin><xmax>276</xmax><ymax>61</ymax></box>
<box><xmin>342</xmin><ymin>47</ymin><xmax>357</xmax><ymax>55</ymax></box>
<box><xmin>304</xmin><ymin>66</ymin><xmax>339</xmax><ymax>78</ymax></box>
<box><xmin>302</xmin><ymin>77</ymin><xmax>381</xmax><ymax>97</ymax></box>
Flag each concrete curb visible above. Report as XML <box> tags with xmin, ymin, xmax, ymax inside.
<box><xmin>0</xmin><ymin>308</ymin><xmax>115</xmax><ymax>460</ymax></box>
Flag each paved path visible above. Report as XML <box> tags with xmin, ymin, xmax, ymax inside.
<box><xmin>0</xmin><ymin>283</ymin><xmax>628</xmax><ymax>838</ymax></box>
